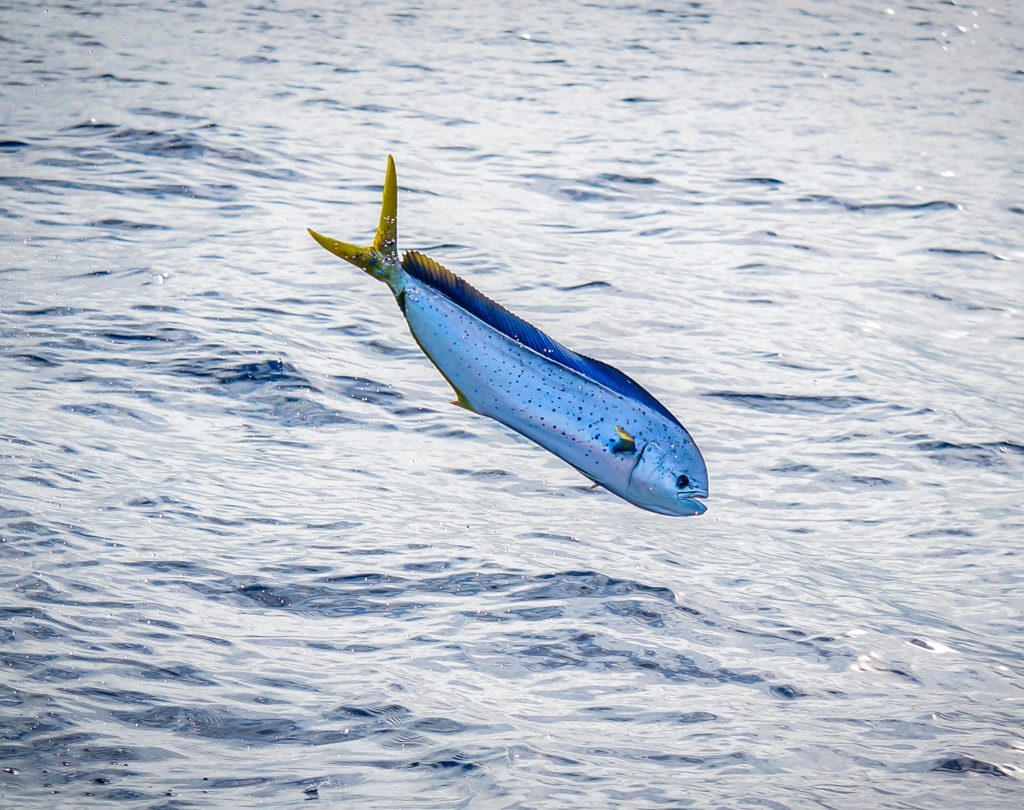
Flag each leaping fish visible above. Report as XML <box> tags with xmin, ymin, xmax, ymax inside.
<box><xmin>308</xmin><ymin>156</ymin><xmax>708</xmax><ymax>516</ymax></box>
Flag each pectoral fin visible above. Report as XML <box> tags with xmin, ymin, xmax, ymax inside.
<box><xmin>612</xmin><ymin>425</ymin><xmax>636</xmax><ymax>454</ymax></box>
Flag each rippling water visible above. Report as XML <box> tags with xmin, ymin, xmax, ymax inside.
<box><xmin>2</xmin><ymin>0</ymin><xmax>1023</xmax><ymax>806</ymax></box>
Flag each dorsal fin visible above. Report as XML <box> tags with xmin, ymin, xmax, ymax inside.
<box><xmin>401</xmin><ymin>250</ymin><xmax>682</xmax><ymax>427</ymax></box>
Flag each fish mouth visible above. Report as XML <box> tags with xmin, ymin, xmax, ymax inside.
<box><xmin>675</xmin><ymin>492</ymin><xmax>708</xmax><ymax>516</ymax></box>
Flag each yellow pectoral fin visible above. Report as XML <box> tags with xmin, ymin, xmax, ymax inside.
<box><xmin>612</xmin><ymin>425</ymin><xmax>636</xmax><ymax>454</ymax></box>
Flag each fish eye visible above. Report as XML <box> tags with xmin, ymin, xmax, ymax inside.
<box><xmin>676</xmin><ymin>474</ymin><xmax>689</xmax><ymax>489</ymax></box>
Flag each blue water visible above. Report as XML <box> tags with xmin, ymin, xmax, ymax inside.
<box><xmin>2</xmin><ymin>0</ymin><xmax>1023</xmax><ymax>806</ymax></box>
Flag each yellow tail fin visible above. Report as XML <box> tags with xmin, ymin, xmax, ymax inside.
<box><xmin>308</xmin><ymin>154</ymin><xmax>399</xmax><ymax>284</ymax></box>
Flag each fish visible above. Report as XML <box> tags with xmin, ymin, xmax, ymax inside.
<box><xmin>308</xmin><ymin>156</ymin><xmax>708</xmax><ymax>516</ymax></box>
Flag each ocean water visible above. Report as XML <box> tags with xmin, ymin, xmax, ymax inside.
<box><xmin>2</xmin><ymin>0</ymin><xmax>1022</xmax><ymax>806</ymax></box>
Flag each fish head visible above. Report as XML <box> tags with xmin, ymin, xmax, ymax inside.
<box><xmin>626</xmin><ymin>436</ymin><xmax>708</xmax><ymax>517</ymax></box>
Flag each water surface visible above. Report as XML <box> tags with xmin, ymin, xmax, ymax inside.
<box><xmin>1</xmin><ymin>0</ymin><xmax>1022</xmax><ymax>806</ymax></box>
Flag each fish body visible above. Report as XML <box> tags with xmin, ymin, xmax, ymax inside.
<box><xmin>309</xmin><ymin>156</ymin><xmax>708</xmax><ymax>516</ymax></box>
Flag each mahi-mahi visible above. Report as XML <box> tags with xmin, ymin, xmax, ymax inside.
<box><xmin>308</xmin><ymin>156</ymin><xmax>708</xmax><ymax>516</ymax></box>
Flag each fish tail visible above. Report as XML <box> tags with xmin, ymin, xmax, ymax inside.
<box><xmin>308</xmin><ymin>155</ymin><xmax>401</xmax><ymax>288</ymax></box>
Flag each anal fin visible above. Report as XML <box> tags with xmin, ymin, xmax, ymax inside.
<box><xmin>450</xmin><ymin>393</ymin><xmax>476</xmax><ymax>413</ymax></box>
